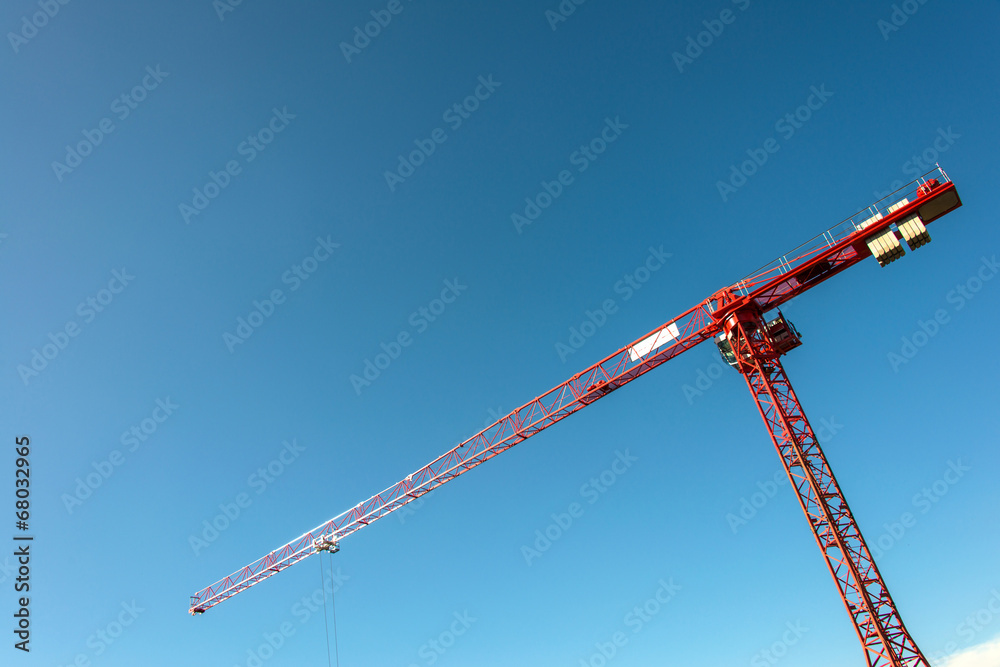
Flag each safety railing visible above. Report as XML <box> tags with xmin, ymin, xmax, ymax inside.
<box><xmin>732</xmin><ymin>166</ymin><xmax>950</xmax><ymax>296</ymax></box>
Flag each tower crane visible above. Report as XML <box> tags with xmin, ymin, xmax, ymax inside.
<box><xmin>191</xmin><ymin>167</ymin><xmax>963</xmax><ymax>667</ymax></box>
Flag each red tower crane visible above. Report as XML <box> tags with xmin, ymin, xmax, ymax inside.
<box><xmin>191</xmin><ymin>167</ymin><xmax>963</xmax><ymax>667</ymax></box>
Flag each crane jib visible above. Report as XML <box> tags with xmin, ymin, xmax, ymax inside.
<box><xmin>190</xmin><ymin>167</ymin><xmax>961</xmax><ymax>616</ymax></box>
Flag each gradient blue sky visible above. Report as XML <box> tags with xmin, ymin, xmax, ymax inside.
<box><xmin>2</xmin><ymin>1</ymin><xmax>999</xmax><ymax>666</ymax></box>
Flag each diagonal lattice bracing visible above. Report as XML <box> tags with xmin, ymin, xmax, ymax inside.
<box><xmin>731</xmin><ymin>317</ymin><xmax>928</xmax><ymax>667</ymax></box>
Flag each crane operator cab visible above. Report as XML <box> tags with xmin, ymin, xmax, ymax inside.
<box><xmin>716</xmin><ymin>310</ymin><xmax>802</xmax><ymax>370</ymax></box>
<box><xmin>716</xmin><ymin>332</ymin><xmax>739</xmax><ymax>369</ymax></box>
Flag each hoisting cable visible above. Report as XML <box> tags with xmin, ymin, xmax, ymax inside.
<box><xmin>320</xmin><ymin>552</ymin><xmax>337</xmax><ymax>667</ymax></box>
<box><xmin>330</xmin><ymin>554</ymin><xmax>341</xmax><ymax>667</ymax></box>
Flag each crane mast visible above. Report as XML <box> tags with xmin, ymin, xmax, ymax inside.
<box><xmin>722</xmin><ymin>309</ymin><xmax>928</xmax><ymax>667</ymax></box>
<box><xmin>190</xmin><ymin>167</ymin><xmax>964</xmax><ymax>667</ymax></box>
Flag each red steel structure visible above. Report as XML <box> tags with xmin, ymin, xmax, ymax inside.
<box><xmin>724</xmin><ymin>311</ymin><xmax>929</xmax><ymax>667</ymax></box>
<box><xmin>191</xmin><ymin>167</ymin><xmax>963</xmax><ymax>667</ymax></box>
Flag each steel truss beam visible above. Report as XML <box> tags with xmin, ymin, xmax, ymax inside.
<box><xmin>730</xmin><ymin>314</ymin><xmax>928</xmax><ymax>667</ymax></box>
<box><xmin>189</xmin><ymin>305</ymin><xmax>717</xmax><ymax>613</ymax></box>
<box><xmin>190</xmin><ymin>169</ymin><xmax>962</xmax><ymax>629</ymax></box>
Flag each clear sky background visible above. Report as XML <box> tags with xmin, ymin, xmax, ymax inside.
<box><xmin>2</xmin><ymin>1</ymin><xmax>999</xmax><ymax>666</ymax></box>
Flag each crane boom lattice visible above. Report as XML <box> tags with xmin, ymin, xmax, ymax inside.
<box><xmin>189</xmin><ymin>166</ymin><xmax>964</xmax><ymax>667</ymax></box>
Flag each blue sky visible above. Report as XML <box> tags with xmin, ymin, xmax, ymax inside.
<box><xmin>2</xmin><ymin>1</ymin><xmax>999</xmax><ymax>665</ymax></box>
